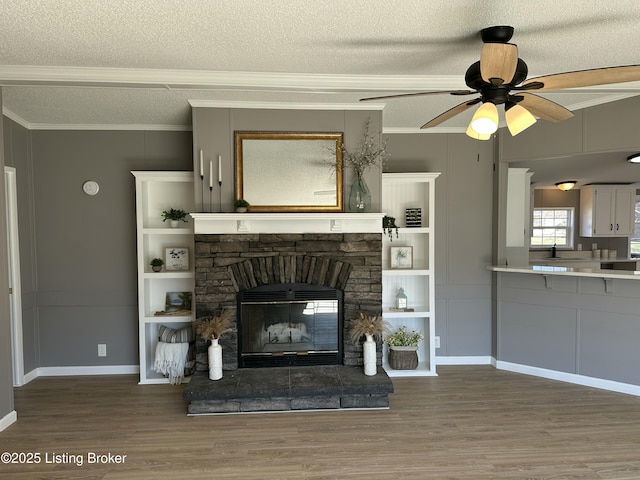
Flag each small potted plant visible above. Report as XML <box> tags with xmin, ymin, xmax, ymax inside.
<box><xmin>348</xmin><ymin>312</ymin><xmax>390</xmax><ymax>376</ymax></box>
<box><xmin>234</xmin><ymin>199</ymin><xmax>250</xmax><ymax>213</ymax></box>
<box><xmin>386</xmin><ymin>326</ymin><xmax>423</xmax><ymax>370</ymax></box>
<box><xmin>161</xmin><ymin>208</ymin><xmax>188</xmax><ymax>228</ymax></box>
<box><xmin>150</xmin><ymin>258</ymin><xmax>164</xmax><ymax>272</ymax></box>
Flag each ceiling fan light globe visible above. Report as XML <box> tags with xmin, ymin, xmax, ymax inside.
<box><xmin>470</xmin><ymin>102</ymin><xmax>499</xmax><ymax>134</ymax></box>
<box><xmin>505</xmin><ymin>104</ymin><xmax>537</xmax><ymax>136</ymax></box>
<box><xmin>466</xmin><ymin>125</ymin><xmax>491</xmax><ymax>140</ymax></box>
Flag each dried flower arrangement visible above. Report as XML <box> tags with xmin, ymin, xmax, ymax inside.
<box><xmin>342</xmin><ymin>118</ymin><xmax>390</xmax><ymax>177</ymax></box>
<box><xmin>193</xmin><ymin>309</ymin><xmax>234</xmax><ymax>341</ymax></box>
<box><xmin>386</xmin><ymin>326</ymin><xmax>423</xmax><ymax>347</ymax></box>
<box><xmin>348</xmin><ymin>311</ymin><xmax>390</xmax><ymax>344</ymax></box>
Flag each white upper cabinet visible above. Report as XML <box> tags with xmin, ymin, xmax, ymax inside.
<box><xmin>580</xmin><ymin>185</ymin><xmax>636</xmax><ymax>237</ymax></box>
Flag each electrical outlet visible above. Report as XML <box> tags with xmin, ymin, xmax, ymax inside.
<box><xmin>98</xmin><ymin>344</ymin><xmax>107</xmax><ymax>357</ymax></box>
<box><xmin>434</xmin><ymin>336</ymin><xmax>440</xmax><ymax>349</ymax></box>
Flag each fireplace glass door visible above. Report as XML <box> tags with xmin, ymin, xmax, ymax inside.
<box><xmin>238</xmin><ymin>285</ymin><xmax>343</xmax><ymax>367</ymax></box>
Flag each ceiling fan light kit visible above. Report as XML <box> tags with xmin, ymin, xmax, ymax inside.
<box><xmin>362</xmin><ymin>25</ymin><xmax>640</xmax><ymax>140</ymax></box>
<box><xmin>627</xmin><ymin>153</ymin><xmax>640</xmax><ymax>164</ymax></box>
<box><xmin>555</xmin><ymin>181</ymin><xmax>577</xmax><ymax>191</ymax></box>
<box><xmin>505</xmin><ymin>103</ymin><xmax>537</xmax><ymax>136</ymax></box>
<box><xmin>469</xmin><ymin>102</ymin><xmax>499</xmax><ymax>135</ymax></box>
<box><xmin>465</xmin><ymin>125</ymin><xmax>491</xmax><ymax>140</ymax></box>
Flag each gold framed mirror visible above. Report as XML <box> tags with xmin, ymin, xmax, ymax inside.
<box><xmin>234</xmin><ymin>132</ymin><xmax>344</xmax><ymax>212</ymax></box>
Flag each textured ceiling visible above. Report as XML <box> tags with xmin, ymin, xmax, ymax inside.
<box><xmin>1</xmin><ymin>0</ymin><xmax>640</xmax><ymax>133</ymax></box>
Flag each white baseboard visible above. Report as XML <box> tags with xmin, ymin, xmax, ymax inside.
<box><xmin>0</xmin><ymin>410</ymin><xmax>17</xmax><ymax>432</ymax></box>
<box><xmin>436</xmin><ymin>356</ymin><xmax>494</xmax><ymax>365</ymax></box>
<box><xmin>496</xmin><ymin>361</ymin><xmax>640</xmax><ymax>397</ymax></box>
<box><xmin>35</xmin><ymin>365</ymin><xmax>139</xmax><ymax>377</ymax></box>
<box><xmin>22</xmin><ymin>368</ymin><xmax>39</xmax><ymax>385</ymax></box>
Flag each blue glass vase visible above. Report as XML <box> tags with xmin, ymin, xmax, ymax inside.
<box><xmin>349</xmin><ymin>174</ymin><xmax>371</xmax><ymax>213</ymax></box>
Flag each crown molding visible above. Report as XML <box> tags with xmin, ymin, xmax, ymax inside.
<box><xmin>0</xmin><ymin>65</ymin><xmax>466</xmax><ymax>92</ymax></box>
<box><xmin>188</xmin><ymin>100</ymin><xmax>385</xmax><ymax>111</ymax></box>
<box><xmin>383</xmin><ymin>126</ymin><xmax>465</xmax><ymax>134</ymax></box>
<box><xmin>27</xmin><ymin>123</ymin><xmax>192</xmax><ymax>131</ymax></box>
<box><xmin>2</xmin><ymin>107</ymin><xmax>31</xmax><ymax>128</ymax></box>
<box><xmin>1</xmin><ymin>108</ymin><xmax>191</xmax><ymax>131</ymax></box>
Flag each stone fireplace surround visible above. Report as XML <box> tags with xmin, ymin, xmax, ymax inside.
<box><xmin>182</xmin><ymin>213</ymin><xmax>394</xmax><ymax>413</ymax></box>
<box><xmin>193</xmin><ymin>231</ymin><xmax>383</xmax><ymax>370</ymax></box>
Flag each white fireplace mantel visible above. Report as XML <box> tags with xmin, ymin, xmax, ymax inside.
<box><xmin>190</xmin><ymin>213</ymin><xmax>385</xmax><ymax>234</ymax></box>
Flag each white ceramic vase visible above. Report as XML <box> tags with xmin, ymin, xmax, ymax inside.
<box><xmin>208</xmin><ymin>338</ymin><xmax>223</xmax><ymax>381</ymax></box>
<box><xmin>170</xmin><ymin>220</ymin><xmax>179</xmax><ymax>228</ymax></box>
<box><xmin>363</xmin><ymin>334</ymin><xmax>377</xmax><ymax>376</ymax></box>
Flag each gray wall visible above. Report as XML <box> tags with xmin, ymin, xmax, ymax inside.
<box><xmin>384</xmin><ymin>133</ymin><xmax>495</xmax><ymax>357</ymax></box>
<box><xmin>4</xmin><ymin>127</ymin><xmax>192</xmax><ymax>370</ymax></box>
<box><xmin>0</xmin><ymin>90</ymin><xmax>15</xmax><ymax>423</ymax></box>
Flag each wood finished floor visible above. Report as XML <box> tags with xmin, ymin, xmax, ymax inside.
<box><xmin>1</xmin><ymin>365</ymin><xmax>640</xmax><ymax>480</ymax></box>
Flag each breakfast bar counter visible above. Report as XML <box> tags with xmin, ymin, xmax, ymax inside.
<box><xmin>489</xmin><ymin>264</ymin><xmax>640</xmax><ymax>280</ymax></box>
<box><xmin>490</xmin><ymin>265</ymin><xmax>640</xmax><ymax>396</ymax></box>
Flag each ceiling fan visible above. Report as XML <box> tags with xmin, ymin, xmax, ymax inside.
<box><xmin>361</xmin><ymin>26</ymin><xmax>640</xmax><ymax>139</ymax></box>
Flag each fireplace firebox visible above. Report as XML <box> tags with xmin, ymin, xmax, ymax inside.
<box><xmin>237</xmin><ymin>283</ymin><xmax>343</xmax><ymax>368</ymax></box>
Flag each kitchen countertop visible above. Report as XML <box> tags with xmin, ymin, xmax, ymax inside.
<box><xmin>489</xmin><ymin>264</ymin><xmax>640</xmax><ymax>280</ymax></box>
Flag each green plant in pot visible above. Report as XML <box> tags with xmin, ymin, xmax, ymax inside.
<box><xmin>150</xmin><ymin>258</ymin><xmax>164</xmax><ymax>272</ymax></box>
<box><xmin>234</xmin><ymin>199</ymin><xmax>250</xmax><ymax>213</ymax></box>
<box><xmin>161</xmin><ymin>208</ymin><xmax>188</xmax><ymax>228</ymax></box>
<box><xmin>386</xmin><ymin>326</ymin><xmax>423</xmax><ymax>370</ymax></box>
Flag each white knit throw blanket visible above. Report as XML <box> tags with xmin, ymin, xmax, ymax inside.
<box><xmin>154</xmin><ymin>341</ymin><xmax>189</xmax><ymax>385</ymax></box>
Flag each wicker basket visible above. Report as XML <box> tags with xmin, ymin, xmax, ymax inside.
<box><xmin>388</xmin><ymin>346</ymin><xmax>419</xmax><ymax>370</ymax></box>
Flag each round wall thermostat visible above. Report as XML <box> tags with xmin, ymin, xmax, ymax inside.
<box><xmin>82</xmin><ymin>180</ymin><xmax>100</xmax><ymax>196</ymax></box>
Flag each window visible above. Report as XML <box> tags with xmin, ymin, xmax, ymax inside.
<box><xmin>530</xmin><ymin>208</ymin><xmax>574</xmax><ymax>248</ymax></box>
<box><xmin>631</xmin><ymin>196</ymin><xmax>640</xmax><ymax>258</ymax></box>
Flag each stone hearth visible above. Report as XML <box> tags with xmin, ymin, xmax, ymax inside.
<box><xmin>183</xmin><ymin>366</ymin><xmax>394</xmax><ymax>414</ymax></box>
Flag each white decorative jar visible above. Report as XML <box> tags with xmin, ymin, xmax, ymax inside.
<box><xmin>208</xmin><ymin>338</ymin><xmax>223</xmax><ymax>380</ymax></box>
<box><xmin>363</xmin><ymin>334</ymin><xmax>377</xmax><ymax>376</ymax></box>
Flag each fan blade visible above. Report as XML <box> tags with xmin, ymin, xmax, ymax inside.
<box><xmin>360</xmin><ymin>90</ymin><xmax>475</xmax><ymax>102</ymax></box>
<box><xmin>515</xmin><ymin>93</ymin><xmax>574</xmax><ymax>122</ymax></box>
<box><xmin>521</xmin><ymin>65</ymin><xmax>640</xmax><ymax>91</ymax></box>
<box><xmin>480</xmin><ymin>43</ymin><xmax>518</xmax><ymax>86</ymax></box>
<box><xmin>421</xmin><ymin>98</ymin><xmax>481</xmax><ymax>129</ymax></box>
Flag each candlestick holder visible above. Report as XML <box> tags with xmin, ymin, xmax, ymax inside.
<box><xmin>199</xmin><ymin>175</ymin><xmax>205</xmax><ymax>212</ymax></box>
<box><xmin>218</xmin><ymin>181</ymin><xmax>223</xmax><ymax>213</ymax></box>
<box><xmin>209</xmin><ymin>185</ymin><xmax>213</xmax><ymax>213</ymax></box>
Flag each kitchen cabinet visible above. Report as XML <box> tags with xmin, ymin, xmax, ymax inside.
<box><xmin>580</xmin><ymin>185</ymin><xmax>635</xmax><ymax>237</ymax></box>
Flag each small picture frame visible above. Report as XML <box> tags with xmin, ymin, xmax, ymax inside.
<box><xmin>164</xmin><ymin>291</ymin><xmax>192</xmax><ymax>312</ymax></box>
<box><xmin>390</xmin><ymin>246</ymin><xmax>413</xmax><ymax>269</ymax></box>
<box><xmin>165</xmin><ymin>247</ymin><xmax>189</xmax><ymax>271</ymax></box>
